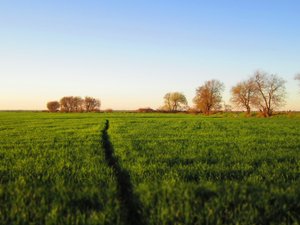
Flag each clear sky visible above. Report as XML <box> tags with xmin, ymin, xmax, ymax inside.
<box><xmin>0</xmin><ymin>0</ymin><xmax>299</xmax><ymax>110</ymax></box>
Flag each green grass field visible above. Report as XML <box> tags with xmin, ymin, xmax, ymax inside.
<box><xmin>0</xmin><ymin>112</ymin><xmax>121</xmax><ymax>225</ymax></box>
<box><xmin>0</xmin><ymin>112</ymin><xmax>300</xmax><ymax>224</ymax></box>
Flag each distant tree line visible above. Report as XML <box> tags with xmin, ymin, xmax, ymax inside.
<box><xmin>161</xmin><ymin>70</ymin><xmax>289</xmax><ymax>117</ymax></box>
<box><xmin>47</xmin><ymin>96</ymin><xmax>101</xmax><ymax>112</ymax></box>
<box><xmin>46</xmin><ymin>70</ymin><xmax>298</xmax><ymax>116</ymax></box>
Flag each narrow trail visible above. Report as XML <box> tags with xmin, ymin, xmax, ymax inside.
<box><xmin>101</xmin><ymin>120</ymin><xmax>146</xmax><ymax>225</ymax></box>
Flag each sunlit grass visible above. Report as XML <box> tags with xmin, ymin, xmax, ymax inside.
<box><xmin>0</xmin><ymin>112</ymin><xmax>122</xmax><ymax>225</ymax></box>
<box><xmin>108</xmin><ymin>113</ymin><xmax>300</xmax><ymax>224</ymax></box>
<box><xmin>1</xmin><ymin>112</ymin><xmax>300</xmax><ymax>224</ymax></box>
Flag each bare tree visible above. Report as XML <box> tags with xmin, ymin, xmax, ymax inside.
<box><xmin>73</xmin><ymin>96</ymin><xmax>84</xmax><ymax>112</ymax></box>
<box><xmin>60</xmin><ymin>96</ymin><xmax>83</xmax><ymax>112</ymax></box>
<box><xmin>230</xmin><ymin>79</ymin><xmax>256</xmax><ymax>114</ymax></box>
<box><xmin>58</xmin><ymin>96</ymin><xmax>101</xmax><ymax>112</ymax></box>
<box><xmin>84</xmin><ymin>96</ymin><xmax>101</xmax><ymax>112</ymax></box>
<box><xmin>47</xmin><ymin>101</ymin><xmax>60</xmax><ymax>112</ymax></box>
<box><xmin>252</xmin><ymin>71</ymin><xmax>286</xmax><ymax>117</ymax></box>
<box><xmin>193</xmin><ymin>79</ymin><xmax>224</xmax><ymax>115</ymax></box>
<box><xmin>60</xmin><ymin>97</ymin><xmax>72</xmax><ymax>112</ymax></box>
<box><xmin>162</xmin><ymin>92</ymin><xmax>188</xmax><ymax>111</ymax></box>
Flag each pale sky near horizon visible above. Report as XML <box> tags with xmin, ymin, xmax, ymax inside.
<box><xmin>0</xmin><ymin>1</ymin><xmax>299</xmax><ymax>110</ymax></box>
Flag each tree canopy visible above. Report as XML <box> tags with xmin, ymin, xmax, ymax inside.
<box><xmin>193</xmin><ymin>80</ymin><xmax>224</xmax><ymax>114</ymax></box>
<box><xmin>251</xmin><ymin>71</ymin><xmax>286</xmax><ymax>117</ymax></box>
<box><xmin>162</xmin><ymin>92</ymin><xmax>188</xmax><ymax>112</ymax></box>
<box><xmin>231</xmin><ymin>79</ymin><xmax>256</xmax><ymax>114</ymax></box>
<box><xmin>47</xmin><ymin>96</ymin><xmax>101</xmax><ymax>112</ymax></box>
<box><xmin>47</xmin><ymin>101</ymin><xmax>60</xmax><ymax>112</ymax></box>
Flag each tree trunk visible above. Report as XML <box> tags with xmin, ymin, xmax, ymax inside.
<box><xmin>246</xmin><ymin>106</ymin><xmax>251</xmax><ymax>115</ymax></box>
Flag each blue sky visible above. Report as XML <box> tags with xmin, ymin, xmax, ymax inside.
<box><xmin>0</xmin><ymin>0</ymin><xmax>299</xmax><ymax>110</ymax></box>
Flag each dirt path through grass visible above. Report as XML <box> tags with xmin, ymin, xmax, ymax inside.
<box><xmin>101</xmin><ymin>120</ymin><xmax>146</xmax><ymax>225</ymax></box>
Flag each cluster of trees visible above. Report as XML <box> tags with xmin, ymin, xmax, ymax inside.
<box><xmin>47</xmin><ymin>96</ymin><xmax>101</xmax><ymax>112</ymax></box>
<box><xmin>46</xmin><ymin>71</ymin><xmax>298</xmax><ymax>116</ymax></box>
<box><xmin>231</xmin><ymin>71</ymin><xmax>286</xmax><ymax>117</ymax></box>
<box><xmin>162</xmin><ymin>71</ymin><xmax>289</xmax><ymax>117</ymax></box>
